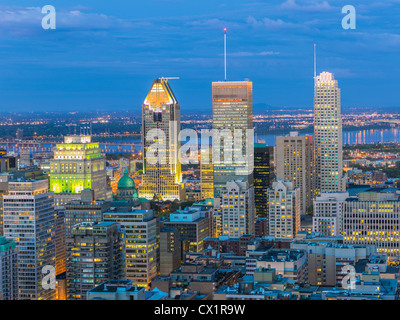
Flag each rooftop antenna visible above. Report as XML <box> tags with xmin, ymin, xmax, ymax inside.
<box><xmin>314</xmin><ymin>43</ymin><xmax>317</xmax><ymax>79</ymax></box>
<box><xmin>224</xmin><ymin>28</ymin><xmax>227</xmax><ymax>81</ymax></box>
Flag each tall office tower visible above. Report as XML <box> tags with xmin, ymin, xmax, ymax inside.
<box><xmin>64</xmin><ymin>189</ymin><xmax>110</xmax><ymax>237</ymax></box>
<box><xmin>55</xmin><ymin>208</ymin><xmax>66</xmax><ymax>276</ymax></box>
<box><xmin>312</xmin><ymin>192</ymin><xmax>349</xmax><ymax>237</ymax></box>
<box><xmin>159</xmin><ymin>227</ymin><xmax>182</xmax><ymax>276</ymax></box>
<box><xmin>103</xmin><ymin>208</ymin><xmax>158</xmax><ymax>287</ymax></box>
<box><xmin>212</xmin><ymin>80</ymin><xmax>254</xmax><ymax>198</ymax></box>
<box><xmin>139</xmin><ymin>78</ymin><xmax>185</xmax><ymax>201</ymax></box>
<box><xmin>342</xmin><ymin>190</ymin><xmax>400</xmax><ymax>259</ymax></box>
<box><xmin>200</xmin><ymin>147</ymin><xmax>214</xmax><ymax>200</ymax></box>
<box><xmin>314</xmin><ymin>72</ymin><xmax>346</xmax><ymax>194</ymax></box>
<box><xmin>0</xmin><ymin>237</ymin><xmax>18</xmax><ymax>300</ymax></box>
<box><xmin>220</xmin><ymin>180</ymin><xmax>255</xmax><ymax>238</ymax></box>
<box><xmin>267</xmin><ymin>179</ymin><xmax>301</xmax><ymax>239</ymax></box>
<box><xmin>254</xmin><ymin>143</ymin><xmax>274</xmax><ymax>219</ymax></box>
<box><xmin>66</xmin><ymin>222</ymin><xmax>125</xmax><ymax>300</ymax></box>
<box><xmin>276</xmin><ymin>132</ymin><xmax>315</xmax><ymax>215</ymax></box>
<box><xmin>50</xmin><ymin>134</ymin><xmax>107</xmax><ymax>208</ymax></box>
<box><xmin>3</xmin><ymin>179</ymin><xmax>56</xmax><ymax>300</ymax></box>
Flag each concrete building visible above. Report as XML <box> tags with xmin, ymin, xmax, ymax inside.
<box><xmin>3</xmin><ymin>179</ymin><xmax>56</xmax><ymax>300</ymax></box>
<box><xmin>275</xmin><ymin>132</ymin><xmax>314</xmax><ymax>215</ymax></box>
<box><xmin>160</xmin><ymin>227</ymin><xmax>182</xmax><ymax>276</ymax></box>
<box><xmin>268</xmin><ymin>180</ymin><xmax>301</xmax><ymax>239</ymax></box>
<box><xmin>220</xmin><ymin>180</ymin><xmax>255</xmax><ymax>238</ymax></box>
<box><xmin>291</xmin><ymin>239</ymin><xmax>376</xmax><ymax>286</ymax></box>
<box><xmin>0</xmin><ymin>237</ymin><xmax>18</xmax><ymax>300</ymax></box>
<box><xmin>164</xmin><ymin>206</ymin><xmax>209</xmax><ymax>253</ymax></box>
<box><xmin>55</xmin><ymin>208</ymin><xmax>66</xmax><ymax>276</ymax></box>
<box><xmin>66</xmin><ymin>222</ymin><xmax>125</xmax><ymax>300</ymax></box>
<box><xmin>103</xmin><ymin>208</ymin><xmax>158</xmax><ymax>287</ymax></box>
<box><xmin>342</xmin><ymin>189</ymin><xmax>400</xmax><ymax>259</ymax></box>
<box><xmin>65</xmin><ymin>190</ymin><xmax>110</xmax><ymax>237</ymax></box>
<box><xmin>255</xmin><ymin>249</ymin><xmax>308</xmax><ymax>283</ymax></box>
<box><xmin>312</xmin><ymin>192</ymin><xmax>349</xmax><ymax>237</ymax></box>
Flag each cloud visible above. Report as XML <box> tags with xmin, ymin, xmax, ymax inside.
<box><xmin>280</xmin><ymin>0</ymin><xmax>335</xmax><ymax>12</ymax></box>
<box><xmin>246</xmin><ymin>16</ymin><xmax>296</xmax><ymax>29</ymax></box>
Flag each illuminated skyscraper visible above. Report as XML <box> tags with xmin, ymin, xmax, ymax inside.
<box><xmin>3</xmin><ymin>179</ymin><xmax>56</xmax><ymax>300</ymax></box>
<box><xmin>139</xmin><ymin>78</ymin><xmax>185</xmax><ymax>201</ymax></box>
<box><xmin>254</xmin><ymin>143</ymin><xmax>274</xmax><ymax>219</ymax></box>
<box><xmin>314</xmin><ymin>72</ymin><xmax>346</xmax><ymax>194</ymax></box>
<box><xmin>50</xmin><ymin>135</ymin><xmax>107</xmax><ymax>207</ymax></box>
<box><xmin>212</xmin><ymin>80</ymin><xmax>254</xmax><ymax>198</ymax></box>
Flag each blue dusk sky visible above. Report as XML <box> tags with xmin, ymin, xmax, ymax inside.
<box><xmin>0</xmin><ymin>0</ymin><xmax>400</xmax><ymax>113</ymax></box>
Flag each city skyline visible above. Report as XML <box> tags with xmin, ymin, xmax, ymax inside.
<box><xmin>0</xmin><ymin>1</ymin><xmax>400</xmax><ymax>112</ymax></box>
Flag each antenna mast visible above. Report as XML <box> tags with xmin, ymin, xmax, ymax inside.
<box><xmin>224</xmin><ymin>28</ymin><xmax>227</xmax><ymax>81</ymax></box>
<box><xmin>314</xmin><ymin>43</ymin><xmax>317</xmax><ymax>79</ymax></box>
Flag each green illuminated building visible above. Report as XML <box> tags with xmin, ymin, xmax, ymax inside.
<box><xmin>50</xmin><ymin>135</ymin><xmax>107</xmax><ymax>207</ymax></box>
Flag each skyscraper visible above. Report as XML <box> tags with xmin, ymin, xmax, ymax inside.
<box><xmin>212</xmin><ymin>80</ymin><xmax>254</xmax><ymax>198</ymax></box>
<box><xmin>3</xmin><ymin>179</ymin><xmax>56</xmax><ymax>300</ymax></box>
<box><xmin>50</xmin><ymin>134</ymin><xmax>107</xmax><ymax>207</ymax></box>
<box><xmin>275</xmin><ymin>132</ymin><xmax>315</xmax><ymax>215</ymax></box>
<box><xmin>139</xmin><ymin>78</ymin><xmax>185</xmax><ymax>201</ymax></box>
<box><xmin>254</xmin><ymin>143</ymin><xmax>274</xmax><ymax>219</ymax></box>
<box><xmin>314</xmin><ymin>72</ymin><xmax>346</xmax><ymax>194</ymax></box>
<box><xmin>103</xmin><ymin>208</ymin><xmax>158</xmax><ymax>287</ymax></box>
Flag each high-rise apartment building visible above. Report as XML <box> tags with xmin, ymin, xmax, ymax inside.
<box><xmin>0</xmin><ymin>236</ymin><xmax>18</xmax><ymax>300</ymax></box>
<box><xmin>50</xmin><ymin>134</ymin><xmax>107</xmax><ymax>207</ymax></box>
<box><xmin>66</xmin><ymin>222</ymin><xmax>125</xmax><ymax>300</ymax></box>
<box><xmin>312</xmin><ymin>192</ymin><xmax>349</xmax><ymax>237</ymax></box>
<box><xmin>103</xmin><ymin>207</ymin><xmax>158</xmax><ymax>287</ymax></box>
<box><xmin>276</xmin><ymin>132</ymin><xmax>314</xmax><ymax>215</ymax></box>
<box><xmin>3</xmin><ymin>179</ymin><xmax>56</xmax><ymax>300</ymax></box>
<box><xmin>254</xmin><ymin>143</ymin><xmax>274</xmax><ymax>219</ymax></box>
<box><xmin>268</xmin><ymin>180</ymin><xmax>301</xmax><ymax>239</ymax></box>
<box><xmin>220</xmin><ymin>180</ymin><xmax>255</xmax><ymax>238</ymax></box>
<box><xmin>212</xmin><ymin>80</ymin><xmax>254</xmax><ymax>198</ymax></box>
<box><xmin>139</xmin><ymin>78</ymin><xmax>185</xmax><ymax>201</ymax></box>
<box><xmin>314</xmin><ymin>72</ymin><xmax>346</xmax><ymax>194</ymax></box>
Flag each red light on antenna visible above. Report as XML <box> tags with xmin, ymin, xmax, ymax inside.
<box><xmin>224</xmin><ymin>28</ymin><xmax>227</xmax><ymax>32</ymax></box>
